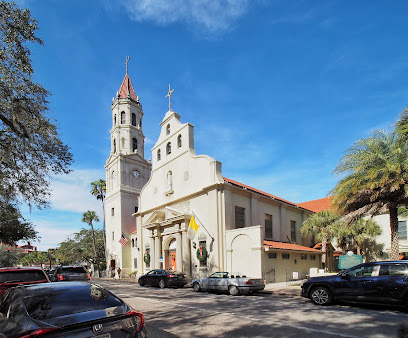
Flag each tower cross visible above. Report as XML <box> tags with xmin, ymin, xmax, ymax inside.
<box><xmin>125</xmin><ymin>56</ymin><xmax>130</xmax><ymax>74</ymax></box>
<box><xmin>165</xmin><ymin>84</ymin><xmax>174</xmax><ymax>111</ymax></box>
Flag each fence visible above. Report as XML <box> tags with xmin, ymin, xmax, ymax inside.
<box><xmin>263</xmin><ymin>268</ymin><xmax>276</xmax><ymax>283</ymax></box>
<box><xmin>285</xmin><ymin>269</ymin><xmax>308</xmax><ymax>285</ymax></box>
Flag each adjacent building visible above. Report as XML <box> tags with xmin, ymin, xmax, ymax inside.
<box><xmin>298</xmin><ymin>197</ymin><xmax>408</xmax><ymax>262</ymax></box>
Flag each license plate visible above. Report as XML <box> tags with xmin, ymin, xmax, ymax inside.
<box><xmin>92</xmin><ymin>334</ymin><xmax>111</xmax><ymax>338</ymax></box>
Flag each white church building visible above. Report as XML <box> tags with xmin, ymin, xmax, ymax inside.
<box><xmin>105</xmin><ymin>70</ymin><xmax>322</xmax><ymax>283</ymax></box>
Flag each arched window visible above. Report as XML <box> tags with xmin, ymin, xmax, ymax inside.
<box><xmin>157</xmin><ymin>149</ymin><xmax>161</xmax><ymax>161</ymax></box>
<box><xmin>132</xmin><ymin>138</ymin><xmax>137</xmax><ymax>152</ymax></box>
<box><xmin>166</xmin><ymin>142</ymin><xmax>171</xmax><ymax>155</ymax></box>
<box><xmin>113</xmin><ymin>139</ymin><xmax>116</xmax><ymax>153</ymax></box>
<box><xmin>121</xmin><ymin>111</ymin><xmax>126</xmax><ymax>124</ymax></box>
<box><xmin>132</xmin><ymin>113</ymin><xmax>136</xmax><ymax>126</ymax></box>
<box><xmin>177</xmin><ymin>134</ymin><xmax>182</xmax><ymax>148</ymax></box>
<box><xmin>114</xmin><ymin>114</ymin><xmax>117</xmax><ymax>125</ymax></box>
<box><xmin>166</xmin><ymin>124</ymin><xmax>170</xmax><ymax>135</ymax></box>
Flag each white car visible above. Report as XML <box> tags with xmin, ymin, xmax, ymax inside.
<box><xmin>191</xmin><ymin>272</ymin><xmax>265</xmax><ymax>296</ymax></box>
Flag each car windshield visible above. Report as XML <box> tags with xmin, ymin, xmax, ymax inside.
<box><xmin>209</xmin><ymin>272</ymin><xmax>229</xmax><ymax>278</ymax></box>
<box><xmin>61</xmin><ymin>267</ymin><xmax>87</xmax><ymax>274</ymax></box>
<box><xmin>24</xmin><ymin>285</ymin><xmax>123</xmax><ymax>320</ymax></box>
<box><xmin>0</xmin><ymin>270</ymin><xmax>47</xmax><ymax>283</ymax></box>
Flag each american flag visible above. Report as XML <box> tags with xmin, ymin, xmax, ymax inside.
<box><xmin>119</xmin><ymin>233</ymin><xmax>129</xmax><ymax>246</ymax></box>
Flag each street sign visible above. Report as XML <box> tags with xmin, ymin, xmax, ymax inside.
<box><xmin>159</xmin><ymin>256</ymin><xmax>163</xmax><ymax>263</ymax></box>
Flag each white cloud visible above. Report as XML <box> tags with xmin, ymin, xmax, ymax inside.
<box><xmin>50</xmin><ymin>169</ymin><xmax>105</xmax><ymax>213</ymax></box>
<box><xmin>118</xmin><ymin>0</ymin><xmax>250</xmax><ymax>35</ymax></box>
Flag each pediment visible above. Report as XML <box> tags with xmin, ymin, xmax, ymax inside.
<box><xmin>143</xmin><ymin>210</ymin><xmax>165</xmax><ymax>226</ymax></box>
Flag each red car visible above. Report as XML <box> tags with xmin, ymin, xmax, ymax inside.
<box><xmin>0</xmin><ymin>267</ymin><xmax>50</xmax><ymax>295</ymax></box>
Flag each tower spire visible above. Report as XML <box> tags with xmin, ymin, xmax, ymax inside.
<box><xmin>125</xmin><ymin>56</ymin><xmax>130</xmax><ymax>74</ymax></box>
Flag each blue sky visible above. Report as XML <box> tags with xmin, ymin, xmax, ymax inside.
<box><xmin>14</xmin><ymin>0</ymin><xmax>408</xmax><ymax>251</ymax></box>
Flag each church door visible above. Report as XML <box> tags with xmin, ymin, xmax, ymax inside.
<box><xmin>166</xmin><ymin>238</ymin><xmax>177</xmax><ymax>270</ymax></box>
<box><xmin>169</xmin><ymin>251</ymin><xmax>176</xmax><ymax>270</ymax></box>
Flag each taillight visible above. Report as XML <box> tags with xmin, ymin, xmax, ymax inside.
<box><xmin>167</xmin><ymin>274</ymin><xmax>175</xmax><ymax>278</ymax></box>
<box><xmin>57</xmin><ymin>274</ymin><xmax>63</xmax><ymax>281</ymax></box>
<box><xmin>19</xmin><ymin>327</ymin><xmax>59</xmax><ymax>337</ymax></box>
<box><xmin>245</xmin><ymin>280</ymin><xmax>253</xmax><ymax>285</ymax></box>
<box><xmin>126</xmin><ymin>310</ymin><xmax>144</xmax><ymax>333</ymax></box>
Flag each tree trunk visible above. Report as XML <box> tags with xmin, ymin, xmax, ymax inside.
<box><xmin>90</xmin><ymin>222</ymin><xmax>98</xmax><ymax>275</ymax></box>
<box><xmin>356</xmin><ymin>243</ymin><xmax>361</xmax><ymax>256</ymax></box>
<box><xmin>389</xmin><ymin>207</ymin><xmax>400</xmax><ymax>261</ymax></box>
<box><xmin>322</xmin><ymin>237</ymin><xmax>327</xmax><ymax>270</ymax></box>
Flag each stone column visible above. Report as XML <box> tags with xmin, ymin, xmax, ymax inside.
<box><xmin>150</xmin><ymin>235</ymin><xmax>155</xmax><ymax>269</ymax></box>
<box><xmin>176</xmin><ymin>231</ymin><xmax>182</xmax><ymax>271</ymax></box>
<box><xmin>155</xmin><ymin>234</ymin><xmax>161</xmax><ymax>269</ymax></box>
<box><xmin>181</xmin><ymin>224</ymin><xmax>191</xmax><ymax>276</ymax></box>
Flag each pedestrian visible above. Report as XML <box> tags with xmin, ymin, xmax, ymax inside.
<box><xmin>111</xmin><ymin>267</ymin><xmax>115</xmax><ymax>279</ymax></box>
<box><xmin>117</xmin><ymin>267</ymin><xmax>121</xmax><ymax>279</ymax></box>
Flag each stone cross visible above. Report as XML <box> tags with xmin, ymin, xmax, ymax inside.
<box><xmin>165</xmin><ymin>84</ymin><xmax>174</xmax><ymax>111</ymax></box>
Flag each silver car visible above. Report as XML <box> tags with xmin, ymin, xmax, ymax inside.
<box><xmin>191</xmin><ymin>271</ymin><xmax>265</xmax><ymax>296</ymax></box>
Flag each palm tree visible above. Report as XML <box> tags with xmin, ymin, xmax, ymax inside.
<box><xmin>395</xmin><ymin>107</ymin><xmax>408</xmax><ymax>144</ymax></box>
<box><xmin>90</xmin><ymin>179</ymin><xmax>106</xmax><ymax>245</ymax></box>
<box><xmin>82</xmin><ymin>211</ymin><xmax>99</xmax><ymax>275</ymax></box>
<box><xmin>331</xmin><ymin>129</ymin><xmax>408</xmax><ymax>261</ymax></box>
<box><xmin>350</xmin><ymin>218</ymin><xmax>382</xmax><ymax>255</ymax></box>
<box><xmin>300</xmin><ymin>210</ymin><xmax>340</xmax><ymax>269</ymax></box>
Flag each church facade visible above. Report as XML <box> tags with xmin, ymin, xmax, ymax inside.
<box><xmin>106</xmin><ymin>72</ymin><xmax>322</xmax><ymax>283</ymax></box>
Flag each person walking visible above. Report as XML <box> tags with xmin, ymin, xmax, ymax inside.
<box><xmin>117</xmin><ymin>267</ymin><xmax>121</xmax><ymax>279</ymax></box>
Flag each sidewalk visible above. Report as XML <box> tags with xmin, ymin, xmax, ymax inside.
<box><xmin>262</xmin><ymin>282</ymin><xmax>301</xmax><ymax>296</ymax></box>
<box><xmin>92</xmin><ymin>277</ymin><xmax>302</xmax><ymax>297</ymax></box>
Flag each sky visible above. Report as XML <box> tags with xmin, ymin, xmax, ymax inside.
<box><xmin>13</xmin><ymin>0</ymin><xmax>408</xmax><ymax>251</ymax></box>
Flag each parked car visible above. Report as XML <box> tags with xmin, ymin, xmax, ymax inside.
<box><xmin>138</xmin><ymin>269</ymin><xmax>188</xmax><ymax>288</ymax></box>
<box><xmin>191</xmin><ymin>271</ymin><xmax>265</xmax><ymax>296</ymax></box>
<box><xmin>0</xmin><ymin>267</ymin><xmax>49</xmax><ymax>296</ymax></box>
<box><xmin>0</xmin><ymin>282</ymin><xmax>147</xmax><ymax>337</ymax></box>
<box><xmin>301</xmin><ymin>261</ymin><xmax>408</xmax><ymax>307</ymax></box>
<box><xmin>49</xmin><ymin>265</ymin><xmax>90</xmax><ymax>282</ymax></box>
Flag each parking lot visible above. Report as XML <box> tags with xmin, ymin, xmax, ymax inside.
<box><xmin>95</xmin><ymin>278</ymin><xmax>408</xmax><ymax>338</ymax></box>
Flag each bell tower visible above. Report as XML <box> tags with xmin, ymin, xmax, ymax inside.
<box><xmin>105</xmin><ymin>57</ymin><xmax>152</xmax><ymax>275</ymax></box>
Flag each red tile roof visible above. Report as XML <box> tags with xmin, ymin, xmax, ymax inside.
<box><xmin>131</xmin><ymin>230</ymin><xmax>137</xmax><ymax>235</ymax></box>
<box><xmin>297</xmin><ymin>197</ymin><xmax>332</xmax><ymax>213</ymax></box>
<box><xmin>118</xmin><ymin>74</ymin><xmax>138</xmax><ymax>101</ymax></box>
<box><xmin>264</xmin><ymin>240</ymin><xmax>322</xmax><ymax>253</ymax></box>
<box><xmin>223</xmin><ymin>177</ymin><xmax>313</xmax><ymax>211</ymax></box>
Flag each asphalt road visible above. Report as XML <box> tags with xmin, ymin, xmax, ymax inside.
<box><xmin>94</xmin><ymin>279</ymin><xmax>408</xmax><ymax>338</ymax></box>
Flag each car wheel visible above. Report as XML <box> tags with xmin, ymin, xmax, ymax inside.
<box><xmin>159</xmin><ymin>279</ymin><xmax>166</xmax><ymax>289</ymax></box>
<box><xmin>310</xmin><ymin>286</ymin><xmax>333</xmax><ymax>306</ymax></box>
<box><xmin>229</xmin><ymin>285</ymin><xmax>240</xmax><ymax>296</ymax></box>
<box><xmin>193</xmin><ymin>282</ymin><xmax>201</xmax><ymax>292</ymax></box>
<box><xmin>138</xmin><ymin>279</ymin><xmax>145</xmax><ymax>287</ymax></box>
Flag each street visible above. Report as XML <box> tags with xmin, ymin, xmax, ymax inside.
<box><xmin>94</xmin><ymin>279</ymin><xmax>407</xmax><ymax>338</ymax></box>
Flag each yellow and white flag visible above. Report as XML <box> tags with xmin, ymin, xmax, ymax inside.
<box><xmin>187</xmin><ymin>215</ymin><xmax>199</xmax><ymax>240</ymax></box>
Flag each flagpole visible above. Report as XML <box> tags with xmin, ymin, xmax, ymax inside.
<box><xmin>192</xmin><ymin>211</ymin><xmax>214</xmax><ymax>241</ymax></box>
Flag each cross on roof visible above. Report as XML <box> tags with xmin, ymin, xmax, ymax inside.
<box><xmin>165</xmin><ymin>84</ymin><xmax>174</xmax><ymax>111</ymax></box>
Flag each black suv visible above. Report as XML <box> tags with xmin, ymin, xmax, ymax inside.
<box><xmin>301</xmin><ymin>261</ymin><xmax>408</xmax><ymax>307</ymax></box>
<box><xmin>49</xmin><ymin>266</ymin><xmax>89</xmax><ymax>282</ymax></box>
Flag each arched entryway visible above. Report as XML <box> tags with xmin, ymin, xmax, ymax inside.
<box><xmin>166</xmin><ymin>238</ymin><xmax>177</xmax><ymax>270</ymax></box>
